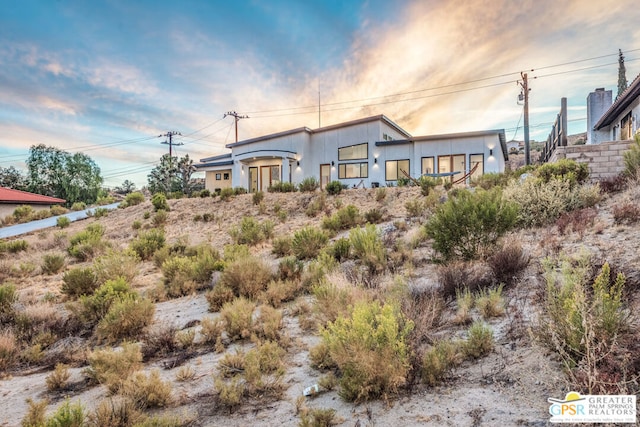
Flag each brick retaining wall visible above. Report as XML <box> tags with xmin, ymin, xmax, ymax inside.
<box><xmin>551</xmin><ymin>140</ymin><xmax>633</xmax><ymax>180</ymax></box>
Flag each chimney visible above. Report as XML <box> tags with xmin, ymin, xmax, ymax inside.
<box><xmin>586</xmin><ymin>88</ymin><xmax>612</xmax><ymax>144</ymax></box>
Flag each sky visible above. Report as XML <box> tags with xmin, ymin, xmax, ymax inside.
<box><xmin>1</xmin><ymin>0</ymin><xmax>639</xmax><ymax>188</ymax></box>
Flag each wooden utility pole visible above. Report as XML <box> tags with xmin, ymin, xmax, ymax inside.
<box><xmin>519</xmin><ymin>73</ymin><xmax>531</xmax><ymax>165</ymax></box>
<box><xmin>160</xmin><ymin>131</ymin><xmax>183</xmax><ymax>157</ymax></box>
<box><xmin>224</xmin><ymin>111</ymin><xmax>249</xmax><ymax>143</ymax></box>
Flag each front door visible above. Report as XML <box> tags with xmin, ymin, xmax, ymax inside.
<box><xmin>260</xmin><ymin>166</ymin><xmax>270</xmax><ymax>191</ymax></box>
<box><xmin>249</xmin><ymin>167</ymin><xmax>258</xmax><ymax>193</ymax></box>
<box><xmin>320</xmin><ymin>164</ymin><xmax>331</xmax><ymax>189</ymax></box>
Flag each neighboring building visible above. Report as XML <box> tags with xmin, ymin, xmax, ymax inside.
<box><xmin>0</xmin><ymin>187</ymin><xmax>65</xmax><ymax>217</ymax></box>
<box><xmin>587</xmin><ymin>74</ymin><xmax>640</xmax><ymax>144</ymax></box>
<box><xmin>195</xmin><ymin>115</ymin><xmax>508</xmax><ymax>192</ymax></box>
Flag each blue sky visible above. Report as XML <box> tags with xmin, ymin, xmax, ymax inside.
<box><xmin>1</xmin><ymin>0</ymin><xmax>639</xmax><ymax>188</ymax></box>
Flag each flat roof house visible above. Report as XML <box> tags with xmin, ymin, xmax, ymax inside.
<box><xmin>195</xmin><ymin>115</ymin><xmax>507</xmax><ymax>192</ymax></box>
<box><xmin>0</xmin><ymin>187</ymin><xmax>65</xmax><ymax>217</ymax></box>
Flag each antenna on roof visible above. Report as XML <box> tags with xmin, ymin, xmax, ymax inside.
<box><xmin>224</xmin><ymin>111</ymin><xmax>249</xmax><ymax>143</ymax></box>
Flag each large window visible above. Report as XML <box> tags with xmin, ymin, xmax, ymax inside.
<box><xmin>621</xmin><ymin>112</ymin><xmax>632</xmax><ymax>140</ymax></box>
<box><xmin>469</xmin><ymin>154</ymin><xmax>484</xmax><ymax>180</ymax></box>
<box><xmin>338</xmin><ymin>143</ymin><xmax>368</xmax><ymax>161</ymax></box>
<box><xmin>438</xmin><ymin>154</ymin><xmax>465</xmax><ymax>182</ymax></box>
<box><xmin>421</xmin><ymin>157</ymin><xmax>434</xmax><ymax>175</ymax></box>
<box><xmin>385</xmin><ymin>159</ymin><xmax>410</xmax><ymax>181</ymax></box>
<box><xmin>338</xmin><ymin>162</ymin><xmax>368</xmax><ymax>179</ymax></box>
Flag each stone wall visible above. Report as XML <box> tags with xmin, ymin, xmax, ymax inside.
<box><xmin>550</xmin><ymin>140</ymin><xmax>633</xmax><ymax>180</ymax></box>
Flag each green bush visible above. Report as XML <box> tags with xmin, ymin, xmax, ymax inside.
<box><xmin>277</xmin><ymin>256</ymin><xmax>304</xmax><ymax>281</ymax></box>
<box><xmin>233</xmin><ymin>187</ymin><xmax>247</xmax><ymax>195</ymax></box>
<box><xmin>93</xmin><ymin>249</ymin><xmax>140</xmax><ymax>285</ymax></box>
<box><xmin>93</xmin><ymin>207</ymin><xmax>109</xmax><ymax>218</ymax></box>
<box><xmin>298</xmin><ymin>177</ymin><xmax>319</xmax><ymax>192</ymax></box>
<box><xmin>152</xmin><ymin>209</ymin><xmax>168</xmax><ymax>227</ymax></box>
<box><xmin>349</xmin><ymin>225</ymin><xmax>386</xmax><ymax>274</ymax></box>
<box><xmin>124</xmin><ymin>191</ymin><xmax>145</xmax><ymax>206</ymax></box>
<box><xmin>97</xmin><ymin>295</ymin><xmax>155</xmax><ymax>343</ymax></box>
<box><xmin>44</xmin><ymin>399</ymin><xmax>85</xmax><ymax>427</ymax></box>
<box><xmin>321</xmin><ymin>301</ymin><xmax>413</xmax><ymax>402</ymax></box>
<box><xmin>200</xmin><ymin>189</ymin><xmax>211</xmax><ymax>198</ymax></box>
<box><xmin>219</xmin><ymin>256</ymin><xmax>273</xmax><ymax>299</ymax></box>
<box><xmin>219</xmin><ymin>188</ymin><xmax>235</xmax><ymax>201</ymax></box>
<box><xmin>471</xmin><ymin>172</ymin><xmax>512</xmax><ymax>190</ymax></box>
<box><xmin>268</xmin><ymin>182</ymin><xmax>296</xmax><ymax>193</ymax></box>
<box><xmin>464</xmin><ymin>321</ymin><xmax>494</xmax><ymax>359</ymax></box>
<box><xmin>425</xmin><ymin>188</ymin><xmax>518</xmax><ymax>261</ymax></box>
<box><xmin>221</xmin><ymin>297</ymin><xmax>255</xmax><ymax>341</ymax></box>
<box><xmin>623</xmin><ymin>134</ymin><xmax>640</xmax><ymax>177</ymax></box>
<box><xmin>535</xmin><ymin>159</ymin><xmax>589</xmax><ymax>185</ymax></box>
<box><xmin>0</xmin><ymin>283</ymin><xmax>16</xmax><ymax>321</ymax></box>
<box><xmin>417</xmin><ymin>176</ymin><xmax>441</xmax><ymax>196</ymax></box>
<box><xmin>68</xmin><ymin>223</ymin><xmax>107</xmax><ymax>261</ymax></box>
<box><xmin>0</xmin><ymin>239</ymin><xmax>28</xmax><ymax>254</ymax></box>
<box><xmin>229</xmin><ymin>217</ymin><xmax>274</xmax><ymax>245</ymax></box>
<box><xmin>503</xmin><ymin>177</ymin><xmax>601</xmax><ymax>228</ymax></box>
<box><xmin>151</xmin><ymin>193</ymin><xmax>170</xmax><ymax>211</ymax></box>
<box><xmin>86</xmin><ymin>342</ymin><xmax>142</xmax><ymax>393</ymax></box>
<box><xmin>364</xmin><ymin>208</ymin><xmax>384</xmax><ymax>224</ymax></box>
<box><xmin>42</xmin><ymin>253</ymin><xmax>66</xmax><ymax>274</ymax></box>
<box><xmin>130</xmin><ymin>228</ymin><xmax>165</xmax><ymax>260</ymax></box>
<box><xmin>321</xmin><ymin>204</ymin><xmax>361</xmax><ymax>233</ymax></box>
<box><xmin>271</xmin><ymin>235</ymin><xmax>293</xmax><ymax>257</ymax></box>
<box><xmin>62</xmin><ymin>267</ymin><xmax>98</xmax><ymax>298</ymax></box>
<box><xmin>329</xmin><ymin>237</ymin><xmax>351</xmax><ymax>261</ymax></box>
<box><xmin>404</xmin><ymin>199</ymin><xmax>426</xmax><ymax>218</ymax></box>
<box><xmin>75</xmin><ymin>277</ymin><xmax>136</xmax><ymax>325</ymax></box>
<box><xmin>252</xmin><ymin>191</ymin><xmax>264</xmax><ymax>205</ymax></box>
<box><xmin>56</xmin><ymin>216</ymin><xmax>71</xmax><ymax>228</ymax></box>
<box><xmin>325</xmin><ymin>180</ymin><xmax>343</xmax><ymax>195</ymax></box>
<box><xmin>70</xmin><ymin>202</ymin><xmax>86</xmax><ymax>211</ymax></box>
<box><xmin>422</xmin><ymin>340</ymin><xmax>464</xmax><ymax>386</ymax></box>
<box><xmin>13</xmin><ymin>205</ymin><xmax>35</xmax><ymax>222</ymax></box>
<box><xmin>292</xmin><ymin>227</ymin><xmax>328</xmax><ymax>260</ymax></box>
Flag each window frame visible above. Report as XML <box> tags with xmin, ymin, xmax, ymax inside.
<box><xmin>338</xmin><ymin>162</ymin><xmax>368</xmax><ymax>179</ymax></box>
<box><xmin>385</xmin><ymin>159</ymin><xmax>410</xmax><ymax>181</ymax></box>
<box><xmin>338</xmin><ymin>143</ymin><xmax>368</xmax><ymax>161</ymax></box>
<box><xmin>421</xmin><ymin>156</ymin><xmax>435</xmax><ymax>175</ymax></box>
<box><xmin>469</xmin><ymin>153</ymin><xmax>484</xmax><ymax>180</ymax></box>
<box><xmin>215</xmin><ymin>173</ymin><xmax>221</xmax><ymax>180</ymax></box>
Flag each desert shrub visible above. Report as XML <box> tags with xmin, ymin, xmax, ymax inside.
<box><xmin>375</xmin><ymin>187</ymin><xmax>387</xmax><ymax>202</ymax></box>
<box><xmin>417</xmin><ymin>176</ymin><xmax>440</xmax><ymax>196</ymax></box>
<box><xmin>622</xmin><ymin>134</ymin><xmax>640</xmax><ymax>177</ymax></box>
<box><xmin>464</xmin><ymin>321</ymin><xmax>494</xmax><ymax>359</ymax></box>
<box><xmin>422</xmin><ymin>340</ymin><xmax>464</xmax><ymax>386</ymax></box>
<box><xmin>298</xmin><ymin>408</ymin><xmax>337</xmax><ymax>427</ymax></box>
<box><xmin>56</xmin><ymin>216</ymin><xmax>71</xmax><ymax>228</ymax></box>
<box><xmin>93</xmin><ymin>207</ymin><xmax>109</xmax><ymax>218</ymax></box>
<box><xmin>401</xmin><ymin>286</ymin><xmax>445</xmax><ymax>343</ymax></box>
<box><xmin>219</xmin><ymin>256</ymin><xmax>272</xmax><ymax>299</ymax></box>
<box><xmin>454</xmin><ymin>287</ymin><xmax>474</xmax><ymax>325</ymax></box>
<box><xmin>86</xmin><ymin>342</ymin><xmax>142</xmax><ymax>393</ymax></box>
<box><xmin>143</xmin><ymin>211</ymin><xmax>151</xmax><ymax>219</ymax></box>
<box><xmin>612</xmin><ymin>202</ymin><xmax>640</xmax><ymax>224</ymax></box>
<box><xmin>121</xmin><ymin>370</ymin><xmax>172</xmax><ymax>409</ymax></box>
<box><xmin>0</xmin><ymin>330</ymin><xmax>17</xmax><ymax>372</ymax></box>
<box><xmin>278</xmin><ymin>256</ymin><xmax>304</xmax><ymax>281</ymax></box>
<box><xmin>97</xmin><ymin>295</ymin><xmax>155</xmax><ymax>343</ymax></box>
<box><xmin>88</xmin><ymin>398</ymin><xmax>144</xmax><ymax>427</ymax></box>
<box><xmin>130</xmin><ymin>228</ymin><xmax>165</xmax><ymax>260</ymax></box>
<box><xmin>436</xmin><ymin>261</ymin><xmax>493</xmax><ymax>299</ymax></box>
<box><xmin>97</xmin><ymin>194</ymin><xmax>115</xmax><ymax>205</ymax></box>
<box><xmin>42</xmin><ymin>253</ymin><xmax>66</xmax><ymax>274</ymax></box>
<box><xmin>364</xmin><ymin>208</ymin><xmax>384</xmax><ymax>224</ymax></box>
<box><xmin>152</xmin><ymin>209</ymin><xmax>168</xmax><ymax>227</ymax></box>
<box><xmin>268</xmin><ymin>182</ymin><xmax>296</xmax><ymax>193</ymax></box>
<box><xmin>13</xmin><ymin>205</ymin><xmax>35</xmax><ymax>222</ymax></box>
<box><xmin>0</xmin><ymin>239</ymin><xmax>29</xmax><ymax>254</ymax></box>
<box><xmin>252</xmin><ymin>190</ymin><xmax>264</xmax><ymax>205</ymax></box>
<box><xmin>404</xmin><ymin>199</ymin><xmax>426</xmax><ymax>218</ymax></box>
<box><xmin>475</xmin><ymin>285</ymin><xmax>505</xmax><ymax>318</ymax></box>
<box><xmin>262</xmin><ymin>279</ymin><xmax>301</xmax><ymax>308</ymax></box>
<box><xmin>325</xmin><ymin>180</ymin><xmax>343</xmax><ymax>196</ymax></box>
<box><xmin>329</xmin><ymin>237</ymin><xmax>351</xmax><ymax>261</ymax></box>
<box><xmin>0</xmin><ymin>283</ymin><xmax>16</xmax><ymax>321</ymax></box>
<box><xmin>536</xmin><ymin>159</ymin><xmax>589</xmax><ymax>184</ymax></box>
<box><xmin>253</xmin><ymin>305</ymin><xmax>283</xmax><ymax>342</ymax></box>
<box><xmin>349</xmin><ymin>224</ymin><xmax>386</xmax><ymax>275</ymax></box>
<box><xmin>46</xmin><ymin>363</ymin><xmax>71</xmax><ymax>391</ymax></box>
<box><xmin>321</xmin><ymin>300</ymin><xmax>413</xmax><ymax>402</ymax></box>
<box><xmin>161</xmin><ymin>256</ymin><xmax>197</xmax><ymax>298</ymax></box>
<box><xmin>200</xmin><ymin>317</ymin><xmax>224</xmax><ymax>345</ymax></box>
<box><xmin>188</xmin><ymin>243</ymin><xmax>223</xmax><ymax>283</ymax></box>
<box><xmin>305</xmin><ymin>193</ymin><xmax>327</xmax><ymax>217</ymax></box>
<box><xmin>271</xmin><ymin>235</ymin><xmax>293</xmax><ymax>257</ymax></box>
<box><xmin>51</xmin><ymin>207</ymin><xmax>68</xmax><ymax>218</ymax></box>
<box><xmin>243</xmin><ymin>340</ymin><xmax>286</xmax><ymax>391</ymax></box>
<box><xmin>71</xmin><ymin>202</ymin><xmax>86</xmax><ymax>211</ymax></box>
<box><xmin>151</xmin><ymin>193</ymin><xmax>170</xmax><ymax>211</ymax></box>
<box><xmin>503</xmin><ymin>177</ymin><xmax>601</xmax><ymax>228</ymax></box>
<box><xmin>206</xmin><ymin>285</ymin><xmax>235</xmax><ymax>312</ymax></box>
<box><xmin>298</xmin><ymin>177</ymin><xmax>319</xmax><ymax>192</ymax></box>
<box><xmin>124</xmin><ymin>191</ymin><xmax>145</xmax><ymax>206</ymax></box>
<box><xmin>219</xmin><ymin>188</ymin><xmax>234</xmax><ymax>201</ymax></box>
<box><xmin>214</xmin><ymin>375</ymin><xmax>245</xmax><ymax>409</ymax></box>
<box><xmin>321</xmin><ymin>204</ymin><xmax>361</xmax><ymax>233</ymax></box>
<box><xmin>75</xmin><ymin>277</ymin><xmax>136</xmax><ymax>325</ymax></box>
<box><xmin>68</xmin><ymin>223</ymin><xmax>107</xmax><ymax>261</ymax></box>
<box><xmin>425</xmin><ymin>188</ymin><xmax>518</xmax><ymax>261</ymax></box>
<box><xmin>555</xmin><ymin>207</ymin><xmax>597</xmax><ymax>236</ymax></box>
<box><xmin>21</xmin><ymin>398</ymin><xmax>48</xmax><ymax>427</ymax></box>
<box><xmin>44</xmin><ymin>399</ymin><xmax>85</xmax><ymax>427</ymax></box>
<box><xmin>599</xmin><ymin>174</ymin><xmax>627</xmax><ymax>194</ymax></box>
<box><xmin>232</xmin><ymin>187</ymin><xmax>247</xmax><ymax>195</ymax></box>
<box><xmin>62</xmin><ymin>267</ymin><xmax>98</xmax><ymax>298</ymax></box>
<box><xmin>471</xmin><ymin>172</ymin><xmax>512</xmax><ymax>190</ymax></box>
<box><xmin>229</xmin><ymin>216</ymin><xmax>274</xmax><ymax>245</ymax></box>
<box><xmin>221</xmin><ymin>297</ymin><xmax>255</xmax><ymax>341</ymax></box>
<box><xmin>486</xmin><ymin>241</ymin><xmax>530</xmax><ymax>286</ymax></box>
<box><xmin>292</xmin><ymin>226</ymin><xmax>328</xmax><ymax>260</ymax></box>
<box><xmin>93</xmin><ymin>249</ymin><xmax>140</xmax><ymax>285</ymax></box>
<box><xmin>141</xmin><ymin>324</ymin><xmax>178</xmax><ymax>360</ymax></box>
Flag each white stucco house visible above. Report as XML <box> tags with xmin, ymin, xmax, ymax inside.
<box><xmin>587</xmin><ymin>73</ymin><xmax>640</xmax><ymax>144</ymax></box>
<box><xmin>195</xmin><ymin>115</ymin><xmax>508</xmax><ymax>192</ymax></box>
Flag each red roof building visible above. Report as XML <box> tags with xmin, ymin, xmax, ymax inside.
<box><xmin>0</xmin><ymin>187</ymin><xmax>65</xmax><ymax>218</ymax></box>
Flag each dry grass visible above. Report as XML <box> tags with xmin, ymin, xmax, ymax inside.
<box><xmin>220</xmin><ymin>297</ymin><xmax>255</xmax><ymax>341</ymax></box>
<box><xmin>0</xmin><ymin>330</ymin><xmax>17</xmax><ymax>372</ymax></box>
<box><xmin>45</xmin><ymin>363</ymin><xmax>71</xmax><ymax>392</ymax></box>
<box><xmin>121</xmin><ymin>369</ymin><xmax>172</xmax><ymax>409</ymax></box>
<box><xmin>86</xmin><ymin>343</ymin><xmax>143</xmax><ymax>393</ymax></box>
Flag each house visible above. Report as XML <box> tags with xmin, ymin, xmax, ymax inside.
<box><xmin>0</xmin><ymin>187</ymin><xmax>65</xmax><ymax>217</ymax></box>
<box><xmin>195</xmin><ymin>115</ymin><xmax>508</xmax><ymax>192</ymax></box>
<box><xmin>587</xmin><ymin>73</ymin><xmax>640</xmax><ymax>144</ymax></box>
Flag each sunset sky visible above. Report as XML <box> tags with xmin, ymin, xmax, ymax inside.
<box><xmin>1</xmin><ymin>0</ymin><xmax>639</xmax><ymax>188</ymax></box>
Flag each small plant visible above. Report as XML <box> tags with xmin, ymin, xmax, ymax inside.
<box><xmin>143</xmin><ymin>211</ymin><xmax>151</xmax><ymax>219</ymax></box>
<box><xmin>329</xmin><ymin>237</ymin><xmax>351</xmax><ymax>261</ymax></box>
<box><xmin>68</xmin><ymin>223</ymin><xmax>107</xmax><ymax>261</ymax></box>
<box><xmin>298</xmin><ymin>177</ymin><xmax>319</xmax><ymax>192</ymax></box>
<box><xmin>219</xmin><ymin>187</ymin><xmax>234</xmax><ymax>201</ymax></box>
<box><xmin>86</xmin><ymin>342</ymin><xmax>142</xmax><ymax>393</ymax></box>
<box><xmin>21</xmin><ymin>398</ymin><xmax>48</xmax><ymax>427</ymax></box>
<box><xmin>62</xmin><ymin>267</ymin><xmax>98</xmax><ymax>298</ymax></box>
<box><xmin>321</xmin><ymin>204</ymin><xmax>361</xmax><ymax>233</ymax></box>
<box><xmin>623</xmin><ymin>133</ymin><xmax>640</xmax><ymax>177</ymax></box>
<box><xmin>612</xmin><ymin>202</ymin><xmax>640</xmax><ymax>224</ymax></box>
<box><xmin>45</xmin><ymin>399</ymin><xmax>85</xmax><ymax>427</ymax></box>
<box><xmin>404</xmin><ymin>199</ymin><xmax>426</xmax><ymax>218</ymax></box>
<box><xmin>422</xmin><ymin>340</ymin><xmax>463</xmax><ymax>386</ymax></box>
<box><xmin>278</xmin><ymin>256</ymin><xmax>304</xmax><ymax>281</ymax></box>
<box><xmin>93</xmin><ymin>207</ymin><xmax>109</xmax><ymax>218</ymax></box>
<box><xmin>130</xmin><ymin>228</ymin><xmax>165</xmax><ymax>260</ymax></box>
<box><xmin>229</xmin><ymin>216</ymin><xmax>274</xmax><ymax>245</ymax></box>
<box><xmin>152</xmin><ymin>209</ymin><xmax>168</xmax><ymax>227</ymax></box>
<box><xmin>176</xmin><ymin>365</ymin><xmax>196</xmax><ymax>382</ymax></box>
<box><xmin>221</xmin><ymin>297</ymin><xmax>255</xmax><ymax>341</ymax></box>
<box><xmin>175</xmin><ymin>329</ymin><xmax>196</xmax><ymax>349</ymax></box>
<box><xmin>349</xmin><ymin>224</ymin><xmax>386</xmax><ymax>275</ymax></box>
<box><xmin>325</xmin><ymin>180</ymin><xmax>343</xmax><ymax>195</ymax></box>
<box><xmin>151</xmin><ymin>193</ymin><xmax>170</xmax><ymax>211</ymax></box>
<box><xmin>0</xmin><ymin>330</ymin><xmax>17</xmax><ymax>372</ymax></box>
<box><xmin>42</xmin><ymin>253</ymin><xmax>66</xmax><ymax>274</ymax></box>
<box><xmin>88</xmin><ymin>398</ymin><xmax>143</xmax><ymax>427</ymax></box>
<box><xmin>292</xmin><ymin>226</ymin><xmax>328</xmax><ymax>260</ymax></box>
<box><xmin>253</xmin><ymin>305</ymin><xmax>283</xmax><ymax>342</ymax></box>
<box><xmin>454</xmin><ymin>287</ymin><xmax>474</xmax><ymax>325</ymax></box>
<box><xmin>364</xmin><ymin>208</ymin><xmax>384</xmax><ymax>224</ymax></box>
<box><xmin>375</xmin><ymin>187</ymin><xmax>387</xmax><ymax>202</ymax></box>
<box><xmin>475</xmin><ymin>285</ymin><xmax>505</xmax><ymax>319</ymax></box>
<box><xmin>298</xmin><ymin>408</ymin><xmax>337</xmax><ymax>427</ymax></box>
<box><xmin>56</xmin><ymin>216</ymin><xmax>71</xmax><ymax>228</ymax></box>
<box><xmin>214</xmin><ymin>375</ymin><xmax>245</xmax><ymax>408</ymax></box>
<box><xmin>13</xmin><ymin>205</ymin><xmax>35</xmax><ymax>222</ymax></box>
<box><xmin>219</xmin><ymin>256</ymin><xmax>273</xmax><ymax>299</ymax></box>
<box><xmin>268</xmin><ymin>182</ymin><xmax>296</xmax><ymax>193</ymax></box>
<box><xmin>200</xmin><ymin>189</ymin><xmax>211</xmax><ymax>197</ymax></box>
<box><xmin>0</xmin><ymin>283</ymin><xmax>17</xmax><ymax>321</ymax></box>
<box><xmin>271</xmin><ymin>235</ymin><xmax>293</xmax><ymax>257</ymax></box>
<box><xmin>233</xmin><ymin>187</ymin><xmax>247</xmax><ymax>195</ymax></box>
<box><xmin>486</xmin><ymin>241</ymin><xmax>529</xmax><ymax>285</ymax></box>
<box><xmin>93</xmin><ymin>249</ymin><xmax>140</xmax><ymax>284</ymax></box>
<box><xmin>71</xmin><ymin>202</ymin><xmax>86</xmax><ymax>211</ymax></box>
<box><xmin>252</xmin><ymin>190</ymin><xmax>265</xmax><ymax>205</ymax></box>
<box><xmin>96</xmin><ymin>295</ymin><xmax>155</xmax><ymax>343</ymax></box>
<box><xmin>74</xmin><ymin>277</ymin><xmax>136</xmax><ymax>325</ymax></box>
<box><xmin>464</xmin><ymin>321</ymin><xmax>494</xmax><ymax>359</ymax></box>
<box><xmin>121</xmin><ymin>369</ymin><xmax>172</xmax><ymax>409</ymax></box>
<box><xmin>1</xmin><ymin>239</ymin><xmax>28</xmax><ymax>254</ymax></box>
<box><xmin>124</xmin><ymin>191</ymin><xmax>145</xmax><ymax>206</ymax></box>
<box><xmin>46</xmin><ymin>363</ymin><xmax>71</xmax><ymax>391</ymax></box>
<box><xmin>305</xmin><ymin>193</ymin><xmax>327</xmax><ymax>217</ymax></box>
<box><xmin>200</xmin><ymin>317</ymin><xmax>224</xmax><ymax>345</ymax></box>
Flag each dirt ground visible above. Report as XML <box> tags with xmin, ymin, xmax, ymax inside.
<box><xmin>1</xmin><ymin>184</ymin><xmax>638</xmax><ymax>426</ymax></box>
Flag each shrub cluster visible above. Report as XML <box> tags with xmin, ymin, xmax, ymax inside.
<box><xmin>349</xmin><ymin>225</ymin><xmax>386</xmax><ymax>275</ymax></box>
<box><xmin>291</xmin><ymin>226</ymin><xmax>328</xmax><ymax>260</ymax></box>
<box><xmin>268</xmin><ymin>182</ymin><xmax>297</xmax><ymax>193</ymax></box>
<box><xmin>161</xmin><ymin>244</ymin><xmax>222</xmax><ymax>298</ymax></box>
<box><xmin>229</xmin><ymin>216</ymin><xmax>275</xmax><ymax>245</ymax></box>
<box><xmin>206</xmin><ymin>256</ymin><xmax>273</xmax><ymax>311</ymax></box>
<box><xmin>151</xmin><ymin>193</ymin><xmax>170</xmax><ymax>211</ymax></box>
<box><xmin>129</xmin><ymin>228</ymin><xmax>165</xmax><ymax>260</ymax></box>
<box><xmin>68</xmin><ymin>223</ymin><xmax>108</xmax><ymax>261</ymax></box>
<box><xmin>535</xmin><ymin>159</ymin><xmax>589</xmax><ymax>184</ymax></box>
<box><xmin>325</xmin><ymin>180</ymin><xmax>343</xmax><ymax>195</ymax></box>
<box><xmin>321</xmin><ymin>204</ymin><xmax>362</xmax><ymax>233</ymax></box>
<box><xmin>298</xmin><ymin>177</ymin><xmax>319</xmax><ymax>192</ymax></box>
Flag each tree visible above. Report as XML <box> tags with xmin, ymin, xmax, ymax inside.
<box><xmin>617</xmin><ymin>49</ymin><xmax>628</xmax><ymax>100</ymax></box>
<box><xmin>0</xmin><ymin>166</ymin><xmax>28</xmax><ymax>190</ymax></box>
<box><xmin>177</xmin><ymin>154</ymin><xmax>196</xmax><ymax>195</ymax></box>
<box><xmin>25</xmin><ymin>144</ymin><xmax>103</xmax><ymax>205</ymax></box>
<box><xmin>147</xmin><ymin>154</ymin><xmax>180</xmax><ymax>195</ymax></box>
<box><xmin>115</xmin><ymin>179</ymin><xmax>136</xmax><ymax>195</ymax></box>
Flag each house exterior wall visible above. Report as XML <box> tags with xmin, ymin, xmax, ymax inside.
<box><xmin>0</xmin><ymin>203</ymin><xmax>54</xmax><ymax>218</ymax></box>
<box><xmin>587</xmin><ymin>89</ymin><xmax>613</xmax><ymax>144</ymax></box>
<box><xmin>608</xmin><ymin>97</ymin><xmax>640</xmax><ymax>141</ymax></box>
<box><xmin>552</xmin><ymin>140</ymin><xmax>632</xmax><ymax>180</ymax></box>
<box><xmin>205</xmin><ymin>170</ymin><xmax>232</xmax><ymax>191</ymax></box>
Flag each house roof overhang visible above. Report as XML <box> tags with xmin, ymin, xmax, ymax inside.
<box><xmin>594</xmin><ymin>73</ymin><xmax>640</xmax><ymax>130</ymax></box>
<box><xmin>194</xmin><ymin>160</ymin><xmax>234</xmax><ymax>169</ymax></box>
<box><xmin>375</xmin><ymin>129</ymin><xmax>508</xmax><ymax>160</ymax></box>
<box><xmin>0</xmin><ymin>187</ymin><xmax>66</xmax><ymax>204</ymax></box>
<box><xmin>199</xmin><ymin>152</ymin><xmax>232</xmax><ymax>163</ymax></box>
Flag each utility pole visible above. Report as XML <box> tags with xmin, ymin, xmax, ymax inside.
<box><xmin>224</xmin><ymin>111</ymin><xmax>249</xmax><ymax>143</ymax></box>
<box><xmin>160</xmin><ymin>131</ymin><xmax>183</xmax><ymax>157</ymax></box>
<box><xmin>519</xmin><ymin>72</ymin><xmax>531</xmax><ymax>165</ymax></box>
<box><xmin>318</xmin><ymin>88</ymin><xmax>321</xmax><ymax>128</ymax></box>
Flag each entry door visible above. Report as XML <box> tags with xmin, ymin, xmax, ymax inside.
<box><xmin>320</xmin><ymin>164</ymin><xmax>331</xmax><ymax>189</ymax></box>
<box><xmin>260</xmin><ymin>166</ymin><xmax>270</xmax><ymax>191</ymax></box>
<box><xmin>249</xmin><ymin>167</ymin><xmax>258</xmax><ymax>193</ymax></box>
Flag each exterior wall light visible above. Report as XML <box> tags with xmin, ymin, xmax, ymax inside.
<box><xmin>374</xmin><ymin>158</ymin><xmax>377</xmax><ymax>164</ymax></box>
<box><xmin>297</xmin><ymin>160</ymin><xmax>300</xmax><ymax>166</ymax></box>
<box><xmin>331</xmin><ymin>161</ymin><xmax>335</xmax><ymax>166</ymax></box>
<box><xmin>489</xmin><ymin>149</ymin><xmax>493</xmax><ymax>156</ymax></box>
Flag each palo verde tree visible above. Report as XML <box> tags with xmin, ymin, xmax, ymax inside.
<box><xmin>25</xmin><ymin>144</ymin><xmax>103</xmax><ymax>205</ymax></box>
<box><xmin>147</xmin><ymin>153</ymin><xmax>196</xmax><ymax>195</ymax></box>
